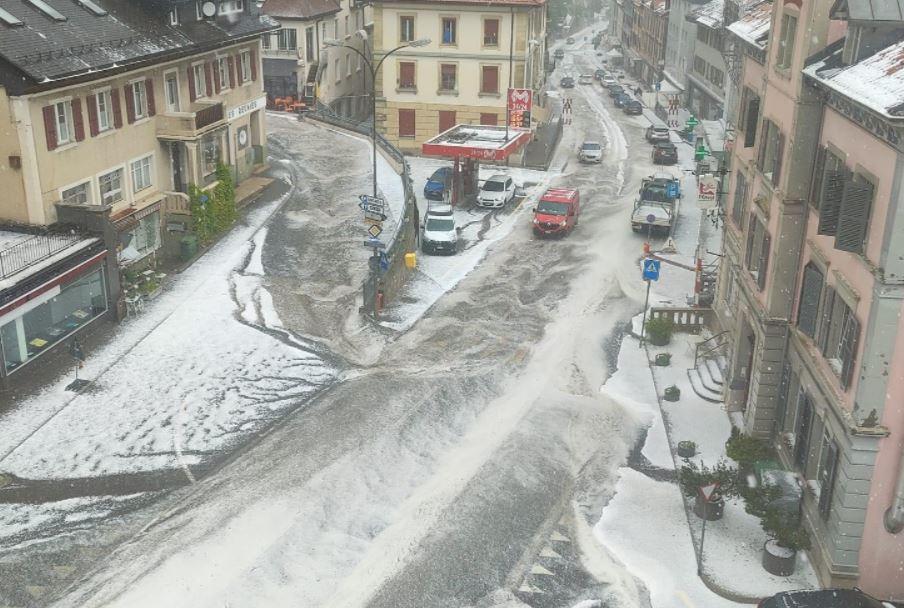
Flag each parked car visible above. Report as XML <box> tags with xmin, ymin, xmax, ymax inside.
<box><xmin>613</xmin><ymin>92</ymin><xmax>631</xmax><ymax>108</ymax></box>
<box><xmin>758</xmin><ymin>588</ymin><xmax>895</xmax><ymax>608</ymax></box>
<box><xmin>533</xmin><ymin>188</ymin><xmax>580</xmax><ymax>237</ymax></box>
<box><xmin>652</xmin><ymin>142</ymin><xmax>678</xmax><ymax>165</ymax></box>
<box><xmin>623</xmin><ymin>100</ymin><xmax>643</xmax><ymax>115</ymax></box>
<box><xmin>560</xmin><ymin>76</ymin><xmax>576</xmax><ymax>88</ymax></box>
<box><xmin>594</xmin><ymin>68</ymin><xmax>607</xmax><ymax>80</ymax></box>
<box><xmin>554</xmin><ymin>48</ymin><xmax>565</xmax><ymax>59</ymax></box>
<box><xmin>424</xmin><ymin>166</ymin><xmax>453</xmax><ymax>201</ymax></box>
<box><xmin>645</xmin><ymin>125</ymin><xmax>671</xmax><ymax>143</ymax></box>
<box><xmin>602</xmin><ymin>75</ymin><xmax>618</xmax><ymax>87</ymax></box>
<box><xmin>421</xmin><ymin>203</ymin><xmax>458</xmax><ymax>255</ymax></box>
<box><xmin>578</xmin><ymin>141</ymin><xmax>603</xmax><ymax>163</ymax></box>
<box><xmin>566</xmin><ymin>36</ymin><xmax>575</xmax><ymax>44</ymax></box>
<box><xmin>477</xmin><ymin>174</ymin><xmax>516</xmax><ymax>208</ymax></box>
<box><xmin>579</xmin><ymin>74</ymin><xmax>593</xmax><ymax>85</ymax></box>
<box><xmin>607</xmin><ymin>84</ymin><xmax>624</xmax><ymax>97</ymax></box>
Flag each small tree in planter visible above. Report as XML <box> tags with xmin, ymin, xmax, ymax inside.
<box><xmin>663</xmin><ymin>385</ymin><xmax>681</xmax><ymax>402</ymax></box>
<box><xmin>726</xmin><ymin>427</ymin><xmax>773</xmax><ymax>475</ymax></box>
<box><xmin>761</xmin><ymin>507</ymin><xmax>811</xmax><ymax>576</ymax></box>
<box><xmin>646</xmin><ymin>317</ymin><xmax>675</xmax><ymax>346</ymax></box>
<box><xmin>654</xmin><ymin>353</ymin><xmax>671</xmax><ymax>366</ymax></box>
<box><xmin>678</xmin><ymin>459</ymin><xmax>736</xmax><ymax>521</ymax></box>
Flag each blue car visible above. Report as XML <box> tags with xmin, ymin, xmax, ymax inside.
<box><xmin>614</xmin><ymin>93</ymin><xmax>632</xmax><ymax>108</ymax></box>
<box><xmin>424</xmin><ymin>167</ymin><xmax>453</xmax><ymax>200</ymax></box>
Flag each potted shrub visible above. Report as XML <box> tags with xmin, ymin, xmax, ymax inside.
<box><xmin>725</xmin><ymin>426</ymin><xmax>773</xmax><ymax>475</ymax></box>
<box><xmin>663</xmin><ymin>385</ymin><xmax>681</xmax><ymax>402</ymax></box>
<box><xmin>139</xmin><ymin>278</ymin><xmax>161</xmax><ymax>300</ymax></box>
<box><xmin>646</xmin><ymin>317</ymin><xmax>674</xmax><ymax>346</ymax></box>
<box><xmin>761</xmin><ymin>508</ymin><xmax>811</xmax><ymax>576</ymax></box>
<box><xmin>654</xmin><ymin>352</ymin><xmax>671</xmax><ymax>366</ymax></box>
<box><xmin>678</xmin><ymin>459</ymin><xmax>736</xmax><ymax>521</ymax></box>
<box><xmin>676</xmin><ymin>440</ymin><xmax>697</xmax><ymax>458</ymax></box>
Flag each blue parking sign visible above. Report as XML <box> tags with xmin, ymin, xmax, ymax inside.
<box><xmin>642</xmin><ymin>258</ymin><xmax>661</xmax><ymax>281</ymax></box>
<box><xmin>666</xmin><ymin>181</ymin><xmax>680</xmax><ymax>199</ymax></box>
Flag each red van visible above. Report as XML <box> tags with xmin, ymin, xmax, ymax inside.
<box><xmin>532</xmin><ymin>188</ymin><xmax>580</xmax><ymax>236</ymax></box>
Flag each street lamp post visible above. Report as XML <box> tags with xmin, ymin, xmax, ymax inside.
<box><xmin>325</xmin><ymin>36</ymin><xmax>430</xmax><ymax>199</ymax></box>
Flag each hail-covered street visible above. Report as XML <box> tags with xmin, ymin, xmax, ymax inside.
<box><xmin>0</xmin><ymin>31</ymin><xmax>701</xmax><ymax>608</ymax></box>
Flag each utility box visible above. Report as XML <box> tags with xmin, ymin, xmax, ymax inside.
<box><xmin>180</xmin><ymin>235</ymin><xmax>199</xmax><ymax>262</ymax></box>
<box><xmin>404</xmin><ymin>251</ymin><xmax>417</xmax><ymax>269</ymax></box>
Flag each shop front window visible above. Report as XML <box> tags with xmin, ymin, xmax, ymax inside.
<box><xmin>118</xmin><ymin>211</ymin><xmax>161</xmax><ymax>265</ymax></box>
<box><xmin>1</xmin><ymin>267</ymin><xmax>107</xmax><ymax>374</ymax></box>
<box><xmin>202</xmin><ymin>132</ymin><xmax>224</xmax><ymax>178</ymax></box>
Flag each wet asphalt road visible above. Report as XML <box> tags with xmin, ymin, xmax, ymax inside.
<box><xmin>0</xmin><ymin>33</ymin><xmax>669</xmax><ymax>608</ymax></box>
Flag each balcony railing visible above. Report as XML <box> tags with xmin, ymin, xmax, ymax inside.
<box><xmin>156</xmin><ymin>102</ymin><xmax>225</xmax><ymax>140</ymax></box>
<box><xmin>0</xmin><ymin>233</ymin><xmax>84</xmax><ymax>281</ymax></box>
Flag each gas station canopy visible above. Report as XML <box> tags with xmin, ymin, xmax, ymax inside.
<box><xmin>422</xmin><ymin>124</ymin><xmax>532</xmax><ymax>162</ymax></box>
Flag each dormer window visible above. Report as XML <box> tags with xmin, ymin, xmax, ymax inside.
<box><xmin>169</xmin><ymin>8</ymin><xmax>179</xmax><ymax>25</ymax></box>
<box><xmin>219</xmin><ymin>0</ymin><xmax>243</xmax><ymax>15</ymax></box>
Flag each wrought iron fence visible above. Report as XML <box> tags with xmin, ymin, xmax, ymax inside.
<box><xmin>0</xmin><ymin>232</ymin><xmax>84</xmax><ymax>281</ymax></box>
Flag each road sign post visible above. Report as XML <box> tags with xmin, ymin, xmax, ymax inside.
<box><xmin>697</xmin><ymin>482</ymin><xmax>720</xmax><ymax>575</ymax></box>
<box><xmin>639</xmin><ymin>258</ymin><xmax>661</xmax><ymax>344</ymax></box>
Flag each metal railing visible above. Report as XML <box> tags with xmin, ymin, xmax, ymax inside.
<box><xmin>694</xmin><ymin>330</ymin><xmax>729</xmax><ymax>369</ymax></box>
<box><xmin>0</xmin><ymin>232</ymin><xmax>84</xmax><ymax>280</ymax></box>
<box><xmin>649</xmin><ymin>306</ymin><xmax>712</xmax><ymax>333</ymax></box>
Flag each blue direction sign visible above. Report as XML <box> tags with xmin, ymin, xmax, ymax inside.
<box><xmin>642</xmin><ymin>258</ymin><xmax>661</xmax><ymax>281</ymax></box>
<box><xmin>364</xmin><ymin>238</ymin><xmax>386</xmax><ymax>249</ymax></box>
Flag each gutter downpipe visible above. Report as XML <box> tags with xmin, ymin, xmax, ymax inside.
<box><xmin>885</xmin><ymin>446</ymin><xmax>904</xmax><ymax>533</ymax></box>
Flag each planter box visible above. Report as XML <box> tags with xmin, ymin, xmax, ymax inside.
<box><xmin>648</xmin><ymin>333</ymin><xmax>671</xmax><ymax>346</ymax></box>
<box><xmin>676</xmin><ymin>441</ymin><xmax>696</xmax><ymax>458</ymax></box>
<box><xmin>762</xmin><ymin>539</ymin><xmax>796</xmax><ymax>576</ymax></box>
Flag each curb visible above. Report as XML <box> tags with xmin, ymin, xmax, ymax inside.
<box><xmin>640</xmin><ymin>335</ymin><xmax>762</xmax><ymax>605</ymax></box>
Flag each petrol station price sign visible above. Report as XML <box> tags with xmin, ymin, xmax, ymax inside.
<box><xmin>508</xmin><ymin>88</ymin><xmax>533</xmax><ymax>129</ymax></box>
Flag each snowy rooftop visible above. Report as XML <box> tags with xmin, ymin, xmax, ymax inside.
<box><xmin>0</xmin><ymin>229</ymin><xmax>97</xmax><ymax>287</ymax></box>
<box><xmin>804</xmin><ymin>38</ymin><xmax>904</xmax><ymax>118</ymax></box>
<box><xmin>727</xmin><ymin>0</ymin><xmax>773</xmax><ymax>50</ymax></box>
<box><xmin>422</xmin><ymin>124</ymin><xmax>532</xmax><ymax>161</ymax></box>
<box><xmin>689</xmin><ymin>0</ymin><xmax>725</xmax><ymax>29</ymax></box>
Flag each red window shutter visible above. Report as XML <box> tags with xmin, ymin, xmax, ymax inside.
<box><xmin>482</xmin><ymin>66</ymin><xmax>498</xmax><ymax>93</ymax></box>
<box><xmin>86</xmin><ymin>94</ymin><xmax>99</xmax><ymax>136</ymax></box>
<box><xmin>42</xmin><ymin>105</ymin><xmax>57</xmax><ymax>150</ymax></box>
<box><xmin>205</xmin><ymin>63</ymin><xmax>214</xmax><ymax>96</ymax></box>
<box><xmin>398</xmin><ymin>109</ymin><xmax>415</xmax><ymax>137</ymax></box>
<box><xmin>124</xmin><ymin>85</ymin><xmax>136</xmax><ymax>124</ymax></box>
<box><xmin>250</xmin><ymin>49</ymin><xmax>258</xmax><ymax>81</ymax></box>
<box><xmin>188</xmin><ymin>66</ymin><xmax>197</xmax><ymax>101</ymax></box>
<box><xmin>439</xmin><ymin>110</ymin><xmax>455</xmax><ymax>132</ymax></box>
<box><xmin>480</xmin><ymin>112</ymin><xmax>497</xmax><ymax>126</ymax></box>
<box><xmin>399</xmin><ymin>62</ymin><xmax>415</xmax><ymax>88</ymax></box>
<box><xmin>228</xmin><ymin>56</ymin><xmax>237</xmax><ymax>89</ymax></box>
<box><xmin>146</xmin><ymin>78</ymin><xmax>156</xmax><ymax>116</ymax></box>
<box><xmin>111</xmin><ymin>88</ymin><xmax>123</xmax><ymax>128</ymax></box>
<box><xmin>71</xmin><ymin>98</ymin><xmax>85</xmax><ymax>142</ymax></box>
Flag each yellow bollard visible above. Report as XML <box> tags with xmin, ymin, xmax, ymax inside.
<box><xmin>404</xmin><ymin>251</ymin><xmax>417</xmax><ymax>269</ymax></box>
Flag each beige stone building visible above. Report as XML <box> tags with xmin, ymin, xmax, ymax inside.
<box><xmin>0</xmin><ymin>0</ymin><xmax>275</xmax><ymax>330</ymax></box>
<box><xmin>371</xmin><ymin>0</ymin><xmax>548</xmax><ymax>153</ymax></box>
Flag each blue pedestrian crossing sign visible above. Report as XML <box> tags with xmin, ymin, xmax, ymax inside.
<box><xmin>642</xmin><ymin>258</ymin><xmax>661</xmax><ymax>281</ymax></box>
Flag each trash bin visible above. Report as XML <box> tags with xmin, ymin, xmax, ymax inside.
<box><xmin>180</xmin><ymin>235</ymin><xmax>199</xmax><ymax>262</ymax></box>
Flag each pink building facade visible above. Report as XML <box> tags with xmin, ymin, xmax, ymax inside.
<box><xmin>715</xmin><ymin>0</ymin><xmax>904</xmax><ymax>597</ymax></box>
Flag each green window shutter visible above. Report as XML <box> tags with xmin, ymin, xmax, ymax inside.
<box><xmin>745</xmin><ymin>213</ymin><xmax>757</xmax><ymax>268</ymax></box>
<box><xmin>744</xmin><ymin>97</ymin><xmax>759</xmax><ymax>148</ymax></box>
<box><xmin>757</xmin><ymin>232</ymin><xmax>771</xmax><ymax>291</ymax></box>
<box><xmin>834</xmin><ymin>179</ymin><xmax>874</xmax><ymax>254</ymax></box>
<box><xmin>809</xmin><ymin>147</ymin><xmax>826</xmax><ymax>209</ymax></box>
<box><xmin>817</xmin><ymin>171</ymin><xmax>846</xmax><ymax>236</ymax></box>
<box><xmin>771</xmin><ymin>131</ymin><xmax>785</xmax><ymax>187</ymax></box>
<box><xmin>797</xmin><ymin>264</ymin><xmax>824</xmax><ymax>338</ymax></box>
<box><xmin>817</xmin><ymin>286</ymin><xmax>836</xmax><ymax>356</ymax></box>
